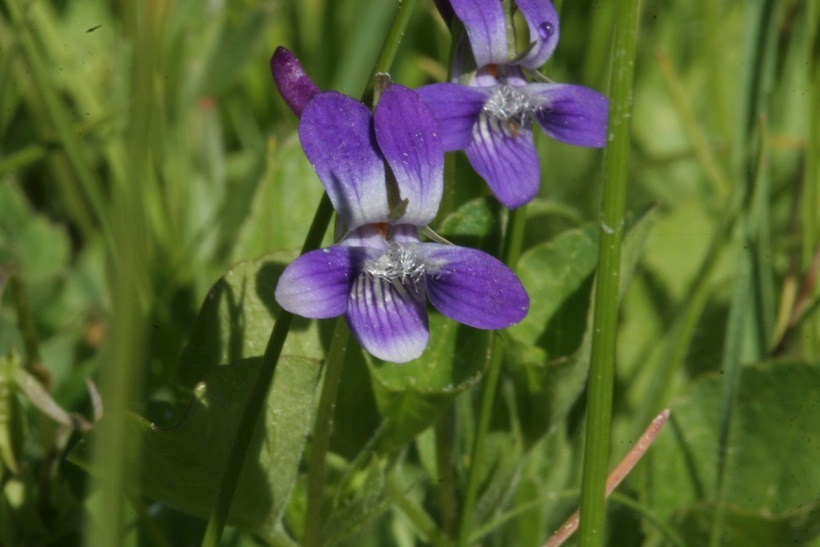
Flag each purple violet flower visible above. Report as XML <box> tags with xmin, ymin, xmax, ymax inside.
<box><xmin>274</xmin><ymin>84</ymin><xmax>529</xmax><ymax>363</ymax></box>
<box><xmin>416</xmin><ymin>0</ymin><xmax>609</xmax><ymax>209</ymax></box>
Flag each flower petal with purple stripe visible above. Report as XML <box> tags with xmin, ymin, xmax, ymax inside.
<box><xmin>374</xmin><ymin>85</ymin><xmax>444</xmax><ymax>227</ymax></box>
<box><xmin>465</xmin><ymin>114</ymin><xmax>540</xmax><ymax>208</ymax></box>
<box><xmin>415</xmin><ymin>83</ymin><xmax>489</xmax><ymax>151</ymax></box>
<box><xmin>346</xmin><ymin>273</ymin><xmax>429</xmax><ymax>363</ymax></box>
<box><xmin>530</xmin><ymin>83</ymin><xmax>609</xmax><ymax>147</ymax></box>
<box><xmin>299</xmin><ymin>92</ymin><xmax>389</xmax><ymax>233</ymax></box>
<box><xmin>449</xmin><ymin>0</ymin><xmax>508</xmax><ymax>68</ymax></box>
<box><xmin>421</xmin><ymin>244</ymin><xmax>529</xmax><ymax>329</ymax></box>
<box><xmin>275</xmin><ymin>246</ymin><xmax>372</xmax><ymax>319</ymax></box>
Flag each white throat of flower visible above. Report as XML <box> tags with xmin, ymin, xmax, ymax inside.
<box><xmin>481</xmin><ymin>84</ymin><xmax>536</xmax><ymax>137</ymax></box>
<box><xmin>365</xmin><ymin>241</ymin><xmax>426</xmax><ymax>292</ymax></box>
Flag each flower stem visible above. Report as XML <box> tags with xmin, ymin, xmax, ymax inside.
<box><xmin>576</xmin><ymin>0</ymin><xmax>642</xmax><ymax>544</ymax></box>
<box><xmin>458</xmin><ymin>204</ymin><xmax>528</xmax><ymax>546</ymax></box>
<box><xmin>303</xmin><ymin>319</ymin><xmax>350</xmax><ymax>547</ymax></box>
<box><xmin>434</xmin><ymin>409</ymin><xmax>458</xmax><ymax>539</ymax></box>
<box><xmin>201</xmin><ymin>194</ymin><xmax>334</xmax><ymax>547</ymax></box>
<box><xmin>201</xmin><ymin>1</ymin><xmax>419</xmax><ymax>544</ymax></box>
<box><xmin>362</xmin><ymin>0</ymin><xmax>420</xmax><ymax>96</ymax></box>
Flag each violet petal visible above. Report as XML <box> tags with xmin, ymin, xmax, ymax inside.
<box><xmin>514</xmin><ymin>0</ymin><xmax>560</xmax><ymax>68</ymax></box>
<box><xmin>421</xmin><ymin>244</ymin><xmax>529</xmax><ymax>329</ymax></box>
<box><xmin>299</xmin><ymin>92</ymin><xmax>389</xmax><ymax>232</ymax></box>
<box><xmin>415</xmin><ymin>83</ymin><xmax>488</xmax><ymax>151</ymax></box>
<box><xmin>530</xmin><ymin>83</ymin><xmax>609</xmax><ymax>147</ymax></box>
<box><xmin>465</xmin><ymin>114</ymin><xmax>540</xmax><ymax>208</ymax></box>
<box><xmin>374</xmin><ymin>85</ymin><xmax>444</xmax><ymax>227</ymax></box>
<box><xmin>449</xmin><ymin>0</ymin><xmax>508</xmax><ymax>67</ymax></box>
<box><xmin>270</xmin><ymin>47</ymin><xmax>320</xmax><ymax>118</ymax></box>
<box><xmin>275</xmin><ymin>246</ymin><xmax>371</xmax><ymax>319</ymax></box>
<box><xmin>346</xmin><ymin>273</ymin><xmax>429</xmax><ymax>363</ymax></box>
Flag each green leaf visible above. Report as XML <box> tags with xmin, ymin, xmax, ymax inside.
<box><xmin>438</xmin><ymin>196</ymin><xmax>503</xmax><ymax>253</ymax></box>
<box><xmin>649</xmin><ymin>360</ymin><xmax>820</xmax><ymax>534</ymax></box>
<box><xmin>668</xmin><ymin>501</ymin><xmax>820</xmax><ymax>547</ymax></box>
<box><xmin>231</xmin><ymin>135</ymin><xmax>326</xmax><ymax>263</ymax></box>
<box><xmin>506</xmin><ymin>206</ymin><xmax>657</xmax><ymax>447</ymax></box>
<box><xmin>508</xmin><ymin>222</ymin><xmax>599</xmax><ymax>353</ymax></box>
<box><xmin>69</xmin><ymin>356</ymin><xmax>321</xmax><ymax>534</ymax></box>
<box><xmin>0</xmin><ymin>183</ymin><xmax>70</xmax><ymax>287</ymax></box>
<box><xmin>175</xmin><ymin>251</ymin><xmax>326</xmax><ymax>392</ymax></box>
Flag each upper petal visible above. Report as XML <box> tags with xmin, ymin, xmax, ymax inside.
<box><xmin>529</xmin><ymin>83</ymin><xmax>609</xmax><ymax>147</ymax></box>
<box><xmin>514</xmin><ymin>0</ymin><xmax>560</xmax><ymax>68</ymax></box>
<box><xmin>374</xmin><ymin>85</ymin><xmax>444</xmax><ymax>227</ymax></box>
<box><xmin>346</xmin><ymin>273</ymin><xmax>429</xmax><ymax>363</ymax></box>
<box><xmin>420</xmin><ymin>244</ymin><xmax>529</xmax><ymax>329</ymax></box>
<box><xmin>270</xmin><ymin>47</ymin><xmax>320</xmax><ymax>118</ymax></box>
<box><xmin>275</xmin><ymin>246</ymin><xmax>372</xmax><ymax>319</ymax></box>
<box><xmin>449</xmin><ymin>0</ymin><xmax>509</xmax><ymax>67</ymax></box>
<box><xmin>299</xmin><ymin>92</ymin><xmax>389</xmax><ymax>232</ymax></box>
<box><xmin>415</xmin><ymin>83</ymin><xmax>489</xmax><ymax>151</ymax></box>
<box><xmin>465</xmin><ymin>114</ymin><xmax>540</xmax><ymax>208</ymax></box>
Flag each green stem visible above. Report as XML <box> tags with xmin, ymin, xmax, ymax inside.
<box><xmin>361</xmin><ymin>0</ymin><xmax>420</xmax><ymax>97</ymax></box>
<box><xmin>458</xmin><ymin>204</ymin><xmax>528</xmax><ymax>546</ymax></box>
<box><xmin>201</xmin><ymin>194</ymin><xmax>334</xmax><ymax>547</ymax></box>
<box><xmin>303</xmin><ymin>319</ymin><xmax>350</xmax><ymax>547</ymax></box>
<box><xmin>202</xmin><ymin>1</ymin><xmax>419</xmax><ymax>543</ymax></box>
<box><xmin>805</xmin><ymin>0</ymin><xmax>820</xmax><ymax>355</ymax></box>
<box><xmin>435</xmin><ymin>411</ymin><xmax>458</xmax><ymax>539</ymax></box>
<box><xmin>576</xmin><ymin>0</ymin><xmax>642</xmax><ymax>544</ymax></box>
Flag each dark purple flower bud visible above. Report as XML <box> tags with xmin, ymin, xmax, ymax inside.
<box><xmin>270</xmin><ymin>46</ymin><xmax>320</xmax><ymax>118</ymax></box>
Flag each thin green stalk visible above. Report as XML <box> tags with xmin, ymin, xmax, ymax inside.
<box><xmin>86</xmin><ymin>3</ymin><xmax>163</xmax><ymax>544</ymax></box>
<box><xmin>201</xmin><ymin>195</ymin><xmax>333</xmax><ymax>547</ymax></box>
<box><xmin>360</xmin><ymin>0</ymin><xmax>420</xmax><ymax>98</ymax></box>
<box><xmin>802</xmin><ymin>1</ymin><xmax>819</xmax><ymax>355</ymax></box>
<box><xmin>202</xmin><ymin>2</ymin><xmax>419</xmax><ymax>543</ymax></box>
<box><xmin>435</xmin><ymin>411</ymin><xmax>458</xmax><ymax>539</ymax></box>
<box><xmin>708</xmin><ymin>229</ymin><xmax>751</xmax><ymax>547</ymax></box>
<box><xmin>458</xmin><ymin>204</ymin><xmax>528</xmax><ymax>546</ymax></box>
<box><xmin>710</xmin><ymin>1</ymin><xmax>777</xmax><ymax>542</ymax></box>
<box><xmin>576</xmin><ymin>0</ymin><xmax>642</xmax><ymax>544</ymax></box>
<box><xmin>303</xmin><ymin>319</ymin><xmax>350</xmax><ymax>547</ymax></box>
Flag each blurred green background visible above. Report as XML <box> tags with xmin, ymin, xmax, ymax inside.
<box><xmin>0</xmin><ymin>0</ymin><xmax>817</xmax><ymax>545</ymax></box>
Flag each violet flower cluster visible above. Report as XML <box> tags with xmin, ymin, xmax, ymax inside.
<box><xmin>269</xmin><ymin>0</ymin><xmax>607</xmax><ymax>363</ymax></box>
<box><xmin>271</xmin><ymin>50</ymin><xmax>528</xmax><ymax>363</ymax></box>
<box><xmin>419</xmin><ymin>0</ymin><xmax>609</xmax><ymax>208</ymax></box>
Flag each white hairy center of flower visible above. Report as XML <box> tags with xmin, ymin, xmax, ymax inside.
<box><xmin>482</xmin><ymin>85</ymin><xmax>535</xmax><ymax>125</ymax></box>
<box><xmin>365</xmin><ymin>243</ymin><xmax>426</xmax><ymax>286</ymax></box>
